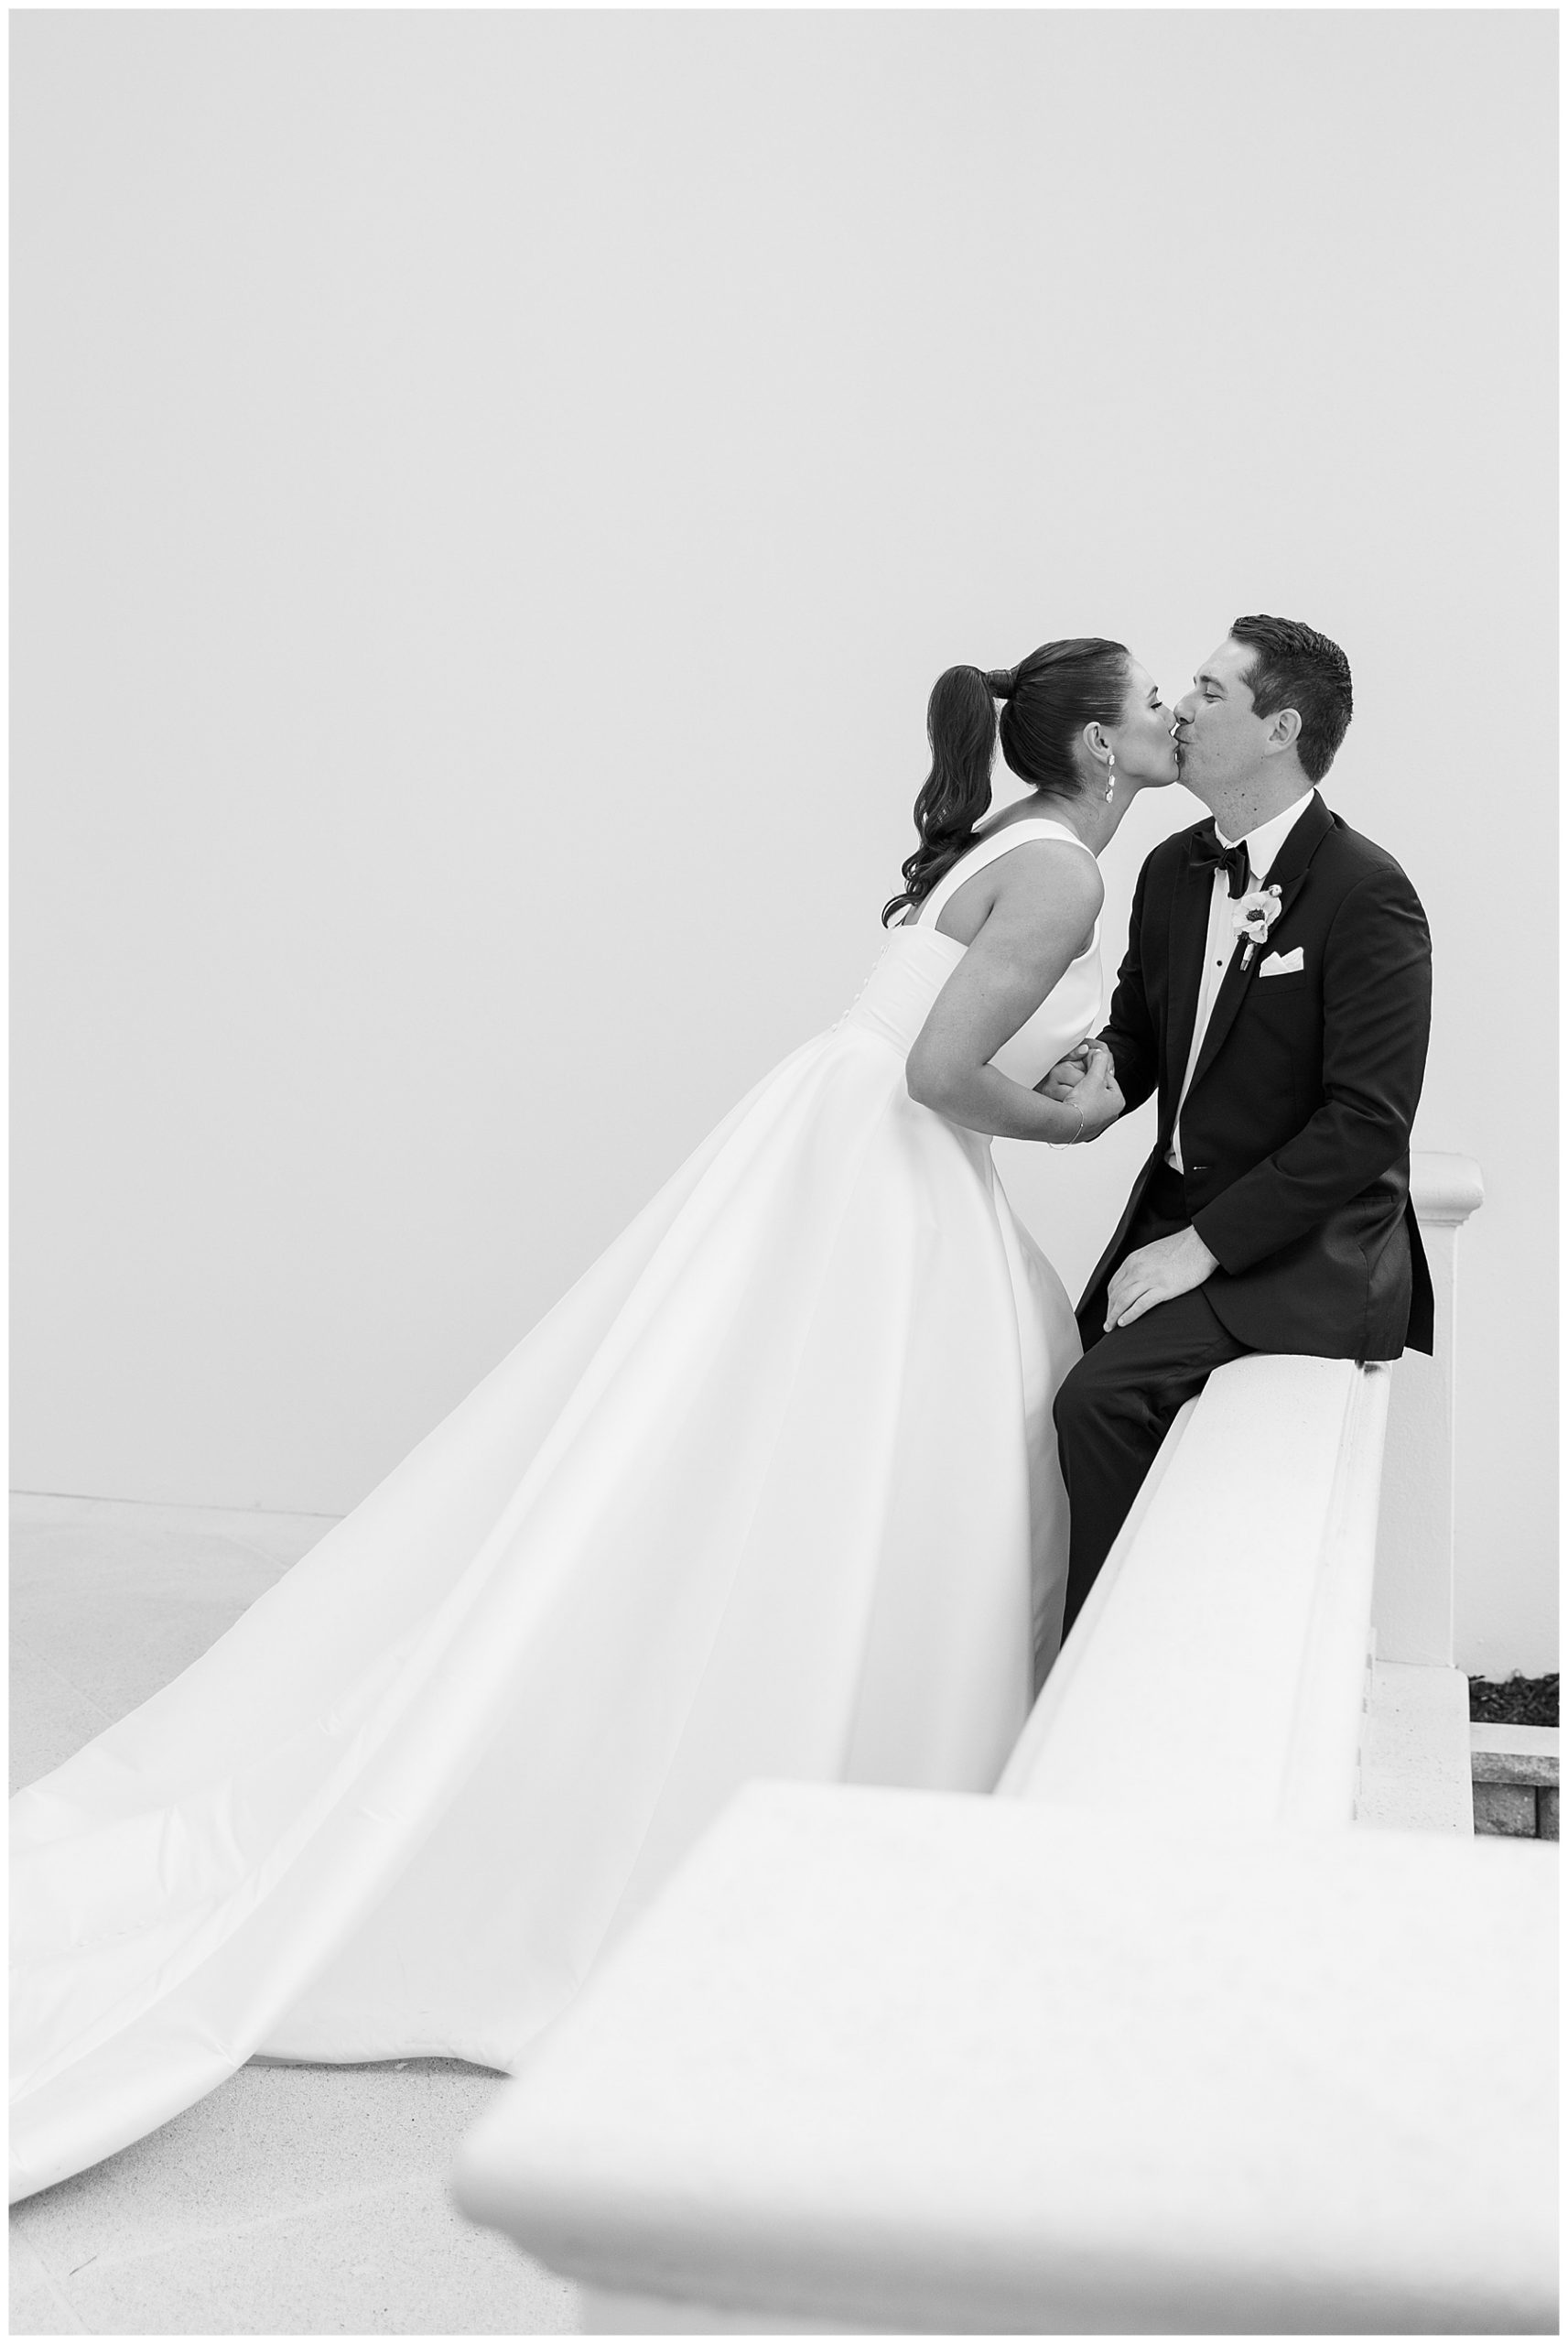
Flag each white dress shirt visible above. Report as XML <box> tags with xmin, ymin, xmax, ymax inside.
<box><xmin>1166</xmin><ymin>790</ymin><xmax>1316</xmax><ymax>1175</ymax></box>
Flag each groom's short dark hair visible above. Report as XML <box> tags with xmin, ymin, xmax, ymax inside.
<box><xmin>1230</xmin><ymin>614</ymin><xmax>1353</xmax><ymax>784</ymax></box>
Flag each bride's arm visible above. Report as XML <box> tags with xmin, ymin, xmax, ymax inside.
<box><xmin>904</xmin><ymin>845</ymin><xmax>1122</xmax><ymax>1143</ymax></box>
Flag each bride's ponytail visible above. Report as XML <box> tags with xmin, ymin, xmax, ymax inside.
<box><xmin>882</xmin><ymin>637</ymin><xmax>1130</xmax><ymax>926</ymax></box>
<box><xmin>881</xmin><ymin>666</ymin><xmax>1001</xmax><ymax>927</ymax></box>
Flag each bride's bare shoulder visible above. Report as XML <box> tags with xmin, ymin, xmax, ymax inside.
<box><xmin>989</xmin><ymin>831</ymin><xmax>1104</xmax><ymax>910</ymax></box>
<box><xmin>941</xmin><ymin>835</ymin><xmax>1102</xmax><ymax>957</ymax></box>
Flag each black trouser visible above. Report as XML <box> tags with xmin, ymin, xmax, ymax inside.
<box><xmin>1054</xmin><ymin>1162</ymin><xmax>1250</xmax><ymax>1640</ymax></box>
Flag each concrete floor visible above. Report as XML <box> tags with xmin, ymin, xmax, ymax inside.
<box><xmin>9</xmin><ymin>1493</ymin><xmax>581</xmax><ymax>2336</ymax></box>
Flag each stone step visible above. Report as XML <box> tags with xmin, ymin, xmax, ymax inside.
<box><xmin>1469</xmin><ymin>1721</ymin><xmax>1559</xmax><ymax>1781</ymax></box>
<box><xmin>1470</xmin><ymin>1723</ymin><xmax>1559</xmax><ymax>1840</ymax></box>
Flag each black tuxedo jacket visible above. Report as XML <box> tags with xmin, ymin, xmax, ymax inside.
<box><xmin>1078</xmin><ymin>792</ymin><xmax>1434</xmax><ymax>1361</ymax></box>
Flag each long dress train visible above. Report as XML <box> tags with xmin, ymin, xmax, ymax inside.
<box><xmin>10</xmin><ymin>816</ymin><xmax>1100</xmax><ymax>2203</ymax></box>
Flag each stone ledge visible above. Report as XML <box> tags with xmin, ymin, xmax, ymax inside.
<box><xmin>454</xmin><ymin>1784</ymin><xmax>1560</xmax><ymax>2336</ymax></box>
<box><xmin>1469</xmin><ymin>1723</ymin><xmax>1559</xmax><ymax>1786</ymax></box>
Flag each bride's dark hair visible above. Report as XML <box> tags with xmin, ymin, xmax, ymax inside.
<box><xmin>881</xmin><ymin>637</ymin><xmax>1130</xmax><ymax>927</ymax></box>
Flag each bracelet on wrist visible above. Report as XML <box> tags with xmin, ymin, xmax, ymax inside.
<box><xmin>1049</xmin><ymin>1097</ymin><xmax>1086</xmax><ymax>1150</ymax></box>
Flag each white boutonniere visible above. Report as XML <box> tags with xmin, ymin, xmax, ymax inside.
<box><xmin>1232</xmin><ymin>884</ymin><xmax>1282</xmax><ymax>971</ymax></box>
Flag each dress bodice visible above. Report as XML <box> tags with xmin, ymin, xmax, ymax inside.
<box><xmin>841</xmin><ymin>819</ymin><xmax>1103</xmax><ymax>1091</ymax></box>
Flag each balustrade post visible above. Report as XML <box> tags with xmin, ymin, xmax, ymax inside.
<box><xmin>1372</xmin><ymin>1152</ymin><xmax>1484</xmax><ymax>1667</ymax></box>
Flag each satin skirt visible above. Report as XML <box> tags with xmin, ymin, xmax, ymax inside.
<box><xmin>11</xmin><ymin>1017</ymin><xmax>1079</xmax><ymax>2202</ymax></box>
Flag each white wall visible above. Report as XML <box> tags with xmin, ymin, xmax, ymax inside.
<box><xmin>11</xmin><ymin>11</ymin><xmax>1555</xmax><ymax>1674</ymax></box>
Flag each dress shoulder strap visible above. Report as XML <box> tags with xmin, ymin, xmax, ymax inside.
<box><xmin>916</xmin><ymin>816</ymin><xmax>1097</xmax><ymax>926</ymax></box>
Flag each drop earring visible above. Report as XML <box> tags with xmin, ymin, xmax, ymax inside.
<box><xmin>1105</xmin><ymin>751</ymin><xmax>1116</xmax><ymax>804</ymax></box>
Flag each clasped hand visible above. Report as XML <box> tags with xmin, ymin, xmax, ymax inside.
<box><xmin>1038</xmin><ymin>1042</ymin><xmax>1097</xmax><ymax>1103</ymax></box>
<box><xmin>1040</xmin><ymin>1041</ymin><xmax>1124</xmax><ymax>1140</ymax></box>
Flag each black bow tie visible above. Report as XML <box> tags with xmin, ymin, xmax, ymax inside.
<box><xmin>1189</xmin><ymin>826</ymin><xmax>1252</xmax><ymax>898</ymax></box>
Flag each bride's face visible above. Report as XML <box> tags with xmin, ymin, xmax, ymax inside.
<box><xmin>1105</xmin><ymin>658</ymin><xmax>1180</xmax><ymax>787</ymax></box>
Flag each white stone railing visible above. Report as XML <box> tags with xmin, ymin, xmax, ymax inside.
<box><xmin>1375</xmin><ymin>1152</ymin><xmax>1484</xmax><ymax>1665</ymax></box>
<box><xmin>454</xmin><ymin>1148</ymin><xmax>1558</xmax><ymax>2333</ymax></box>
<box><xmin>1353</xmin><ymin>1154</ymin><xmax>1485</xmax><ymax>1833</ymax></box>
<box><xmin>994</xmin><ymin>1150</ymin><xmax>1483</xmax><ymax>1835</ymax></box>
<box><xmin>997</xmin><ymin>1353</ymin><xmax>1390</xmax><ymax>1829</ymax></box>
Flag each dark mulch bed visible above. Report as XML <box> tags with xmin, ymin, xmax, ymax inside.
<box><xmin>1468</xmin><ymin>1673</ymin><xmax>1558</xmax><ymax>1727</ymax></box>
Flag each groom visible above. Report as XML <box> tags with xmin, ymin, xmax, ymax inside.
<box><xmin>1048</xmin><ymin>613</ymin><xmax>1433</xmax><ymax>1641</ymax></box>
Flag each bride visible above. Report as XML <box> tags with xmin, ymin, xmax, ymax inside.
<box><xmin>11</xmin><ymin>635</ymin><xmax>1177</xmax><ymax>2203</ymax></box>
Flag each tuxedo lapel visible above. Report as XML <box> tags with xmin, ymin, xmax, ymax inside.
<box><xmin>1162</xmin><ymin>843</ymin><xmax>1214</xmax><ymax>1129</ymax></box>
<box><xmin>1184</xmin><ymin>926</ymin><xmax>1252</xmax><ymax>1100</ymax></box>
<box><xmin>1185</xmin><ymin>793</ymin><xmax>1334</xmax><ymax>1101</ymax></box>
<box><xmin>1258</xmin><ymin>788</ymin><xmax>1332</xmax><ymax>926</ymax></box>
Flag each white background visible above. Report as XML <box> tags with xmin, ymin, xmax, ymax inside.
<box><xmin>11</xmin><ymin>10</ymin><xmax>1556</xmax><ymax>1672</ymax></box>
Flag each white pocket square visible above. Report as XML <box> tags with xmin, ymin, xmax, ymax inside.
<box><xmin>1259</xmin><ymin>947</ymin><xmax>1304</xmax><ymax>976</ymax></box>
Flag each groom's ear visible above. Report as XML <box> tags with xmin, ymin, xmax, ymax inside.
<box><xmin>1260</xmin><ymin>705</ymin><xmax>1303</xmax><ymax>758</ymax></box>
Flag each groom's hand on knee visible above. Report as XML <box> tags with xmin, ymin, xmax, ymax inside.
<box><xmin>1105</xmin><ymin>1226</ymin><xmax>1219</xmax><ymax>1330</ymax></box>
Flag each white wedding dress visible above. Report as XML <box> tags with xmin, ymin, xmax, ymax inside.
<box><xmin>11</xmin><ymin>818</ymin><xmax>1100</xmax><ymax>2203</ymax></box>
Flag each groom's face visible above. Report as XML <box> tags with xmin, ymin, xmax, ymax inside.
<box><xmin>1172</xmin><ymin>638</ymin><xmax>1265</xmax><ymax>798</ymax></box>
